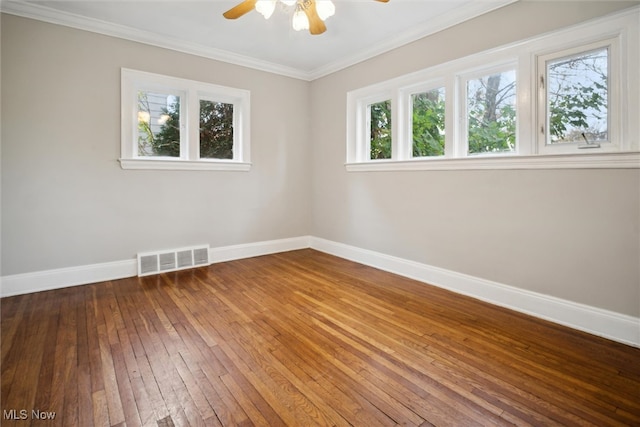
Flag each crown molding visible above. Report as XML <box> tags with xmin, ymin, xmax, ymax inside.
<box><xmin>1</xmin><ymin>0</ymin><xmax>517</xmax><ymax>81</ymax></box>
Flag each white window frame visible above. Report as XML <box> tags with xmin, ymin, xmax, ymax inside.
<box><xmin>536</xmin><ymin>38</ymin><xmax>619</xmax><ymax>155</ymax></box>
<box><xmin>458</xmin><ymin>61</ymin><xmax>519</xmax><ymax>158</ymax></box>
<box><xmin>365</xmin><ymin>92</ymin><xmax>395</xmax><ymax>162</ymax></box>
<box><xmin>120</xmin><ymin>69</ymin><xmax>251</xmax><ymax>171</ymax></box>
<box><xmin>348</xmin><ymin>83</ymin><xmax>396</xmax><ymax>163</ymax></box>
<box><xmin>346</xmin><ymin>7</ymin><xmax>639</xmax><ymax>171</ymax></box>
<box><xmin>400</xmin><ymin>79</ymin><xmax>448</xmax><ymax>159</ymax></box>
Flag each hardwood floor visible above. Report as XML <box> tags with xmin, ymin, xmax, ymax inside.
<box><xmin>2</xmin><ymin>249</ymin><xmax>639</xmax><ymax>426</ymax></box>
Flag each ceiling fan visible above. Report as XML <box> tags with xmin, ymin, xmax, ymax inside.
<box><xmin>223</xmin><ymin>0</ymin><xmax>390</xmax><ymax>35</ymax></box>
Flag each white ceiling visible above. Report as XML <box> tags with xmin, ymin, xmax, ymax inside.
<box><xmin>2</xmin><ymin>0</ymin><xmax>516</xmax><ymax>80</ymax></box>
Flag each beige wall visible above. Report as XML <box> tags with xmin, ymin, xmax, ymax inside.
<box><xmin>1</xmin><ymin>14</ymin><xmax>311</xmax><ymax>275</ymax></box>
<box><xmin>309</xmin><ymin>1</ymin><xmax>640</xmax><ymax>317</ymax></box>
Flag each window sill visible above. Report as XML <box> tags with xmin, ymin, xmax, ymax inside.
<box><xmin>345</xmin><ymin>152</ymin><xmax>640</xmax><ymax>172</ymax></box>
<box><xmin>119</xmin><ymin>158</ymin><xmax>252</xmax><ymax>171</ymax></box>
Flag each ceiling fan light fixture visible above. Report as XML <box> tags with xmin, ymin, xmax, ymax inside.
<box><xmin>255</xmin><ymin>0</ymin><xmax>277</xmax><ymax>19</ymax></box>
<box><xmin>223</xmin><ymin>0</ymin><xmax>388</xmax><ymax>35</ymax></box>
<box><xmin>316</xmin><ymin>0</ymin><xmax>335</xmax><ymax>21</ymax></box>
<box><xmin>292</xmin><ymin>3</ymin><xmax>310</xmax><ymax>31</ymax></box>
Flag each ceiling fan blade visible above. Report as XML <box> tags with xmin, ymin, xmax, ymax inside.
<box><xmin>304</xmin><ymin>0</ymin><xmax>327</xmax><ymax>35</ymax></box>
<box><xmin>223</xmin><ymin>0</ymin><xmax>257</xmax><ymax>19</ymax></box>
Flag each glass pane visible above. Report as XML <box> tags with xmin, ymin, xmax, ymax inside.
<box><xmin>200</xmin><ymin>100</ymin><xmax>234</xmax><ymax>160</ymax></box>
<box><xmin>547</xmin><ymin>47</ymin><xmax>608</xmax><ymax>144</ymax></box>
<box><xmin>137</xmin><ymin>91</ymin><xmax>180</xmax><ymax>157</ymax></box>
<box><xmin>467</xmin><ymin>70</ymin><xmax>517</xmax><ymax>155</ymax></box>
<box><xmin>369</xmin><ymin>100</ymin><xmax>392</xmax><ymax>160</ymax></box>
<box><xmin>412</xmin><ymin>88</ymin><xmax>445</xmax><ymax>157</ymax></box>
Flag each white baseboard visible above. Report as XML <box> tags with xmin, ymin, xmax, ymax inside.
<box><xmin>1</xmin><ymin>235</ymin><xmax>637</xmax><ymax>347</ymax></box>
<box><xmin>0</xmin><ymin>259</ymin><xmax>137</xmax><ymax>298</ymax></box>
<box><xmin>309</xmin><ymin>237</ymin><xmax>640</xmax><ymax>348</ymax></box>
<box><xmin>209</xmin><ymin>236</ymin><xmax>311</xmax><ymax>264</ymax></box>
<box><xmin>0</xmin><ymin>236</ymin><xmax>312</xmax><ymax>298</ymax></box>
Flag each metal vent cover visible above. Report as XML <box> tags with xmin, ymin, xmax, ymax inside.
<box><xmin>193</xmin><ymin>248</ymin><xmax>209</xmax><ymax>265</ymax></box>
<box><xmin>137</xmin><ymin>245</ymin><xmax>210</xmax><ymax>277</ymax></box>
<box><xmin>159</xmin><ymin>252</ymin><xmax>176</xmax><ymax>271</ymax></box>
<box><xmin>139</xmin><ymin>254</ymin><xmax>159</xmax><ymax>275</ymax></box>
<box><xmin>177</xmin><ymin>250</ymin><xmax>193</xmax><ymax>268</ymax></box>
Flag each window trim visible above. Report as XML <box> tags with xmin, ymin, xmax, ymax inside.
<box><xmin>346</xmin><ymin>7</ymin><xmax>639</xmax><ymax>171</ymax></box>
<box><xmin>346</xmin><ymin>152</ymin><xmax>640</xmax><ymax>172</ymax></box>
<box><xmin>120</xmin><ymin>68</ymin><xmax>251</xmax><ymax>171</ymax></box>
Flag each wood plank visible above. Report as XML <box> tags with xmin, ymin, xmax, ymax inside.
<box><xmin>2</xmin><ymin>292</ymin><xmax>53</xmax><ymax>426</ymax></box>
<box><xmin>91</xmin><ymin>390</ymin><xmax>110</xmax><ymax>427</ymax></box>
<box><xmin>95</xmin><ymin>288</ymin><xmax>126</xmax><ymax>426</ymax></box>
<box><xmin>2</xmin><ymin>249</ymin><xmax>639</xmax><ymax>426</ymax></box>
<box><xmin>111</xmin><ymin>342</ymin><xmax>143</xmax><ymax>427</ymax></box>
<box><xmin>77</xmin><ymin>363</ymin><xmax>95</xmax><ymax>427</ymax></box>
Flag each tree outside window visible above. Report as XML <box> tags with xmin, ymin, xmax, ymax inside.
<box><xmin>412</xmin><ymin>88</ymin><xmax>445</xmax><ymax>157</ymax></box>
<box><xmin>467</xmin><ymin>70</ymin><xmax>517</xmax><ymax>155</ymax></box>
<box><xmin>370</xmin><ymin>100</ymin><xmax>392</xmax><ymax>160</ymax></box>
<box><xmin>137</xmin><ymin>91</ymin><xmax>180</xmax><ymax>157</ymax></box>
<box><xmin>200</xmin><ymin>100</ymin><xmax>234</xmax><ymax>160</ymax></box>
<box><xmin>546</xmin><ymin>47</ymin><xmax>608</xmax><ymax>144</ymax></box>
<box><xmin>137</xmin><ymin>92</ymin><xmax>235</xmax><ymax>160</ymax></box>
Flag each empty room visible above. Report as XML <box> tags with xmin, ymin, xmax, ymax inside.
<box><xmin>2</xmin><ymin>0</ymin><xmax>639</xmax><ymax>425</ymax></box>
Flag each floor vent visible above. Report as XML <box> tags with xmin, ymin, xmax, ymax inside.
<box><xmin>137</xmin><ymin>245</ymin><xmax>210</xmax><ymax>277</ymax></box>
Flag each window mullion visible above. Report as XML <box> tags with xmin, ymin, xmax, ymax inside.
<box><xmin>454</xmin><ymin>75</ymin><xmax>468</xmax><ymax>158</ymax></box>
<box><xmin>364</xmin><ymin>101</ymin><xmax>373</xmax><ymax>161</ymax></box>
<box><xmin>232</xmin><ymin>99</ymin><xmax>241</xmax><ymax>161</ymax></box>
<box><xmin>186</xmin><ymin>89</ymin><xmax>199</xmax><ymax>160</ymax></box>
<box><xmin>392</xmin><ymin>91</ymin><xmax>406</xmax><ymax>161</ymax></box>
<box><xmin>516</xmin><ymin>54</ymin><xmax>533</xmax><ymax>156</ymax></box>
<box><xmin>400</xmin><ymin>89</ymin><xmax>413</xmax><ymax>160</ymax></box>
<box><xmin>444</xmin><ymin>75</ymin><xmax>456</xmax><ymax>158</ymax></box>
<box><xmin>536</xmin><ymin>53</ymin><xmax>547</xmax><ymax>155</ymax></box>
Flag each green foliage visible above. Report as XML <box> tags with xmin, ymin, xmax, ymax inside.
<box><xmin>412</xmin><ymin>91</ymin><xmax>445</xmax><ymax>157</ymax></box>
<box><xmin>137</xmin><ymin>93</ymin><xmax>234</xmax><ymax>159</ymax></box>
<box><xmin>370</xmin><ymin>100</ymin><xmax>392</xmax><ymax>160</ymax></box>
<box><xmin>199</xmin><ymin>101</ymin><xmax>234</xmax><ymax>160</ymax></box>
<box><xmin>136</xmin><ymin>92</ymin><xmax>180</xmax><ymax>157</ymax></box>
<box><xmin>153</xmin><ymin>104</ymin><xmax>181</xmax><ymax>157</ymax></box>
<box><xmin>468</xmin><ymin>104</ymin><xmax>516</xmax><ymax>154</ymax></box>
<box><xmin>548</xmin><ymin>74</ymin><xmax>607</xmax><ymax>143</ymax></box>
<box><xmin>467</xmin><ymin>73</ymin><xmax>516</xmax><ymax>155</ymax></box>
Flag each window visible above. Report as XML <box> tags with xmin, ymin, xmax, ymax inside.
<box><xmin>121</xmin><ymin>69</ymin><xmax>250</xmax><ymax>171</ymax></box>
<box><xmin>199</xmin><ymin>99</ymin><xmax>234</xmax><ymax>160</ymax></box>
<box><xmin>465</xmin><ymin>68</ymin><xmax>517</xmax><ymax>156</ymax></box>
<box><xmin>137</xmin><ymin>90</ymin><xmax>183</xmax><ymax>157</ymax></box>
<box><xmin>411</xmin><ymin>87</ymin><xmax>445</xmax><ymax>158</ymax></box>
<box><xmin>538</xmin><ymin>41</ymin><xmax>616</xmax><ymax>154</ymax></box>
<box><xmin>346</xmin><ymin>7</ymin><xmax>639</xmax><ymax>171</ymax></box>
<box><xmin>369</xmin><ymin>100</ymin><xmax>392</xmax><ymax>160</ymax></box>
<box><xmin>546</xmin><ymin>48</ymin><xmax>608</xmax><ymax>144</ymax></box>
